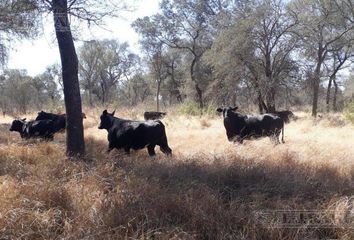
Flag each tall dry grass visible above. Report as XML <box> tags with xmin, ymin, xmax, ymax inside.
<box><xmin>0</xmin><ymin>109</ymin><xmax>354</xmax><ymax>239</ymax></box>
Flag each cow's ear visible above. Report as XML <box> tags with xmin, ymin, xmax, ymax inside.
<box><xmin>232</xmin><ymin>107</ymin><xmax>238</xmax><ymax>111</ymax></box>
<box><xmin>103</xmin><ymin>109</ymin><xmax>107</xmax><ymax>115</ymax></box>
<box><xmin>21</xmin><ymin>118</ymin><xmax>26</xmax><ymax>121</ymax></box>
<box><xmin>111</xmin><ymin>110</ymin><xmax>116</xmax><ymax>116</ymax></box>
<box><xmin>216</xmin><ymin>108</ymin><xmax>223</xmax><ymax>112</ymax></box>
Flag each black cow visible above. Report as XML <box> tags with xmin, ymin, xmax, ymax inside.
<box><xmin>268</xmin><ymin>110</ymin><xmax>295</xmax><ymax>123</ymax></box>
<box><xmin>36</xmin><ymin>111</ymin><xmax>66</xmax><ymax>132</ymax></box>
<box><xmin>98</xmin><ymin>110</ymin><xmax>172</xmax><ymax>156</ymax></box>
<box><xmin>144</xmin><ymin>111</ymin><xmax>167</xmax><ymax>121</ymax></box>
<box><xmin>9</xmin><ymin>118</ymin><xmax>55</xmax><ymax>140</ymax></box>
<box><xmin>35</xmin><ymin>111</ymin><xmax>86</xmax><ymax>132</ymax></box>
<box><xmin>217</xmin><ymin>107</ymin><xmax>285</xmax><ymax>144</ymax></box>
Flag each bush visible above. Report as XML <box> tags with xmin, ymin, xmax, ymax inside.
<box><xmin>178</xmin><ymin>101</ymin><xmax>217</xmax><ymax>116</ymax></box>
<box><xmin>344</xmin><ymin>101</ymin><xmax>354</xmax><ymax>124</ymax></box>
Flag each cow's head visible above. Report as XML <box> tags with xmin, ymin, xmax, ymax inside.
<box><xmin>288</xmin><ymin>111</ymin><xmax>295</xmax><ymax>118</ymax></box>
<box><xmin>9</xmin><ymin>118</ymin><xmax>26</xmax><ymax>132</ymax></box>
<box><xmin>98</xmin><ymin>109</ymin><xmax>115</xmax><ymax>130</ymax></box>
<box><xmin>217</xmin><ymin>107</ymin><xmax>238</xmax><ymax>118</ymax></box>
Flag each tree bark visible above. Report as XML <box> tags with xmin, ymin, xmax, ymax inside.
<box><xmin>195</xmin><ymin>83</ymin><xmax>203</xmax><ymax>109</ymax></box>
<box><xmin>88</xmin><ymin>84</ymin><xmax>93</xmax><ymax>106</ymax></box>
<box><xmin>326</xmin><ymin>76</ymin><xmax>333</xmax><ymax>113</ymax></box>
<box><xmin>333</xmin><ymin>78</ymin><xmax>338</xmax><ymax>112</ymax></box>
<box><xmin>265</xmin><ymin>51</ymin><xmax>276</xmax><ymax>112</ymax></box>
<box><xmin>312</xmin><ymin>46</ymin><xmax>325</xmax><ymax>117</ymax></box>
<box><xmin>53</xmin><ymin>0</ymin><xmax>85</xmax><ymax>157</ymax></box>
<box><xmin>156</xmin><ymin>80</ymin><xmax>161</xmax><ymax>112</ymax></box>
<box><xmin>190</xmin><ymin>55</ymin><xmax>203</xmax><ymax>110</ymax></box>
<box><xmin>232</xmin><ymin>90</ymin><xmax>237</xmax><ymax>107</ymax></box>
<box><xmin>266</xmin><ymin>87</ymin><xmax>276</xmax><ymax>113</ymax></box>
<box><xmin>257</xmin><ymin>91</ymin><xmax>268</xmax><ymax>114</ymax></box>
<box><xmin>312</xmin><ymin>75</ymin><xmax>320</xmax><ymax>117</ymax></box>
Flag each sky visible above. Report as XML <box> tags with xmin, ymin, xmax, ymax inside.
<box><xmin>7</xmin><ymin>0</ymin><xmax>160</xmax><ymax>77</ymax></box>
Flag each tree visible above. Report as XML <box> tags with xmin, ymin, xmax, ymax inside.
<box><xmin>163</xmin><ymin>49</ymin><xmax>185</xmax><ymax>104</ymax></box>
<box><xmin>34</xmin><ymin>66</ymin><xmax>61</xmax><ymax>106</ymax></box>
<box><xmin>49</xmin><ymin>0</ymin><xmax>85</xmax><ymax>156</ymax></box>
<box><xmin>79</xmin><ymin>40</ymin><xmax>102</xmax><ymax>106</ymax></box>
<box><xmin>33</xmin><ymin>0</ymin><xmax>127</xmax><ymax>157</ymax></box>
<box><xmin>0</xmin><ymin>69</ymin><xmax>60</xmax><ymax>113</ymax></box>
<box><xmin>0</xmin><ymin>0</ymin><xmax>39</xmax><ymax>67</ymax></box>
<box><xmin>325</xmin><ymin>47</ymin><xmax>353</xmax><ymax>112</ymax></box>
<box><xmin>78</xmin><ymin>40</ymin><xmax>139</xmax><ymax>105</ymax></box>
<box><xmin>1</xmin><ymin>69</ymin><xmax>35</xmax><ymax>113</ymax></box>
<box><xmin>150</xmin><ymin>45</ymin><xmax>169</xmax><ymax>111</ymax></box>
<box><xmin>290</xmin><ymin>0</ymin><xmax>354</xmax><ymax>117</ymax></box>
<box><xmin>133</xmin><ymin>0</ymin><xmax>222</xmax><ymax>110</ymax></box>
<box><xmin>124</xmin><ymin>73</ymin><xmax>151</xmax><ymax>106</ymax></box>
<box><xmin>206</xmin><ymin>0</ymin><xmax>299</xmax><ymax>113</ymax></box>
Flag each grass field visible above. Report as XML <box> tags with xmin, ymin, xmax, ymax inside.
<box><xmin>0</xmin><ymin>108</ymin><xmax>354</xmax><ymax>239</ymax></box>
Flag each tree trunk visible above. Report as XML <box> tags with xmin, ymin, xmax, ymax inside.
<box><xmin>266</xmin><ymin>87</ymin><xmax>276</xmax><ymax>113</ymax></box>
<box><xmin>326</xmin><ymin>76</ymin><xmax>333</xmax><ymax>113</ymax></box>
<box><xmin>285</xmin><ymin>87</ymin><xmax>289</xmax><ymax>109</ymax></box>
<box><xmin>232</xmin><ymin>90</ymin><xmax>237</xmax><ymax>107</ymax></box>
<box><xmin>88</xmin><ymin>85</ymin><xmax>93</xmax><ymax>106</ymax></box>
<box><xmin>156</xmin><ymin>80</ymin><xmax>161</xmax><ymax>112</ymax></box>
<box><xmin>265</xmin><ymin>52</ymin><xmax>276</xmax><ymax>112</ymax></box>
<box><xmin>333</xmin><ymin>78</ymin><xmax>338</xmax><ymax>112</ymax></box>
<box><xmin>312</xmin><ymin>45</ymin><xmax>325</xmax><ymax>117</ymax></box>
<box><xmin>257</xmin><ymin>90</ymin><xmax>268</xmax><ymax>114</ymax></box>
<box><xmin>100</xmin><ymin>81</ymin><xmax>106</xmax><ymax>104</ymax></box>
<box><xmin>312</xmin><ymin>75</ymin><xmax>320</xmax><ymax>117</ymax></box>
<box><xmin>53</xmin><ymin>0</ymin><xmax>85</xmax><ymax>157</ymax></box>
<box><xmin>190</xmin><ymin>56</ymin><xmax>203</xmax><ymax>110</ymax></box>
<box><xmin>195</xmin><ymin>83</ymin><xmax>203</xmax><ymax>109</ymax></box>
<box><xmin>176</xmin><ymin>91</ymin><xmax>182</xmax><ymax>103</ymax></box>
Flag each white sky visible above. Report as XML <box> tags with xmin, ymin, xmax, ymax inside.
<box><xmin>7</xmin><ymin>0</ymin><xmax>160</xmax><ymax>77</ymax></box>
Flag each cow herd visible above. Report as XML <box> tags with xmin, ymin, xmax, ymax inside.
<box><xmin>8</xmin><ymin>108</ymin><xmax>295</xmax><ymax>156</ymax></box>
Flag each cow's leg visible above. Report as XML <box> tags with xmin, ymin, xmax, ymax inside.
<box><xmin>107</xmin><ymin>142</ymin><xmax>114</xmax><ymax>153</ymax></box>
<box><xmin>269</xmin><ymin>136</ymin><xmax>275</xmax><ymax>144</ymax></box>
<box><xmin>272</xmin><ymin>130</ymin><xmax>281</xmax><ymax>145</ymax></box>
<box><xmin>275</xmin><ymin>135</ymin><xmax>280</xmax><ymax>145</ymax></box>
<box><xmin>147</xmin><ymin>144</ymin><xmax>156</xmax><ymax>156</ymax></box>
<box><xmin>158</xmin><ymin>136</ymin><xmax>172</xmax><ymax>156</ymax></box>
<box><xmin>47</xmin><ymin>134</ymin><xmax>54</xmax><ymax>141</ymax></box>
<box><xmin>160</xmin><ymin>145</ymin><xmax>172</xmax><ymax>155</ymax></box>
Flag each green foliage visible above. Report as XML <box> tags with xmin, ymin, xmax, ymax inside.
<box><xmin>178</xmin><ymin>101</ymin><xmax>200</xmax><ymax>115</ymax></box>
<box><xmin>344</xmin><ymin>101</ymin><xmax>354</xmax><ymax>124</ymax></box>
<box><xmin>178</xmin><ymin>101</ymin><xmax>216</xmax><ymax>116</ymax></box>
<box><xmin>0</xmin><ymin>0</ymin><xmax>40</xmax><ymax>67</ymax></box>
<box><xmin>0</xmin><ymin>69</ymin><xmax>61</xmax><ymax>113</ymax></box>
<box><xmin>78</xmin><ymin>39</ymin><xmax>140</xmax><ymax>105</ymax></box>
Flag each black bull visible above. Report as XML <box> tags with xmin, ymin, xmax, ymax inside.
<box><xmin>98</xmin><ymin>110</ymin><xmax>172</xmax><ymax>156</ymax></box>
<box><xmin>217</xmin><ymin>107</ymin><xmax>285</xmax><ymax>144</ymax></box>
<box><xmin>9</xmin><ymin>118</ymin><xmax>56</xmax><ymax>140</ymax></box>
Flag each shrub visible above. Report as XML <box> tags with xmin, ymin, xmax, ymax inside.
<box><xmin>344</xmin><ymin>101</ymin><xmax>354</xmax><ymax>124</ymax></box>
<box><xmin>178</xmin><ymin>101</ymin><xmax>217</xmax><ymax>116</ymax></box>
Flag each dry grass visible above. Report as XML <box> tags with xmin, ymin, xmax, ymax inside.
<box><xmin>1</xmin><ymin>108</ymin><xmax>354</xmax><ymax>239</ymax></box>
